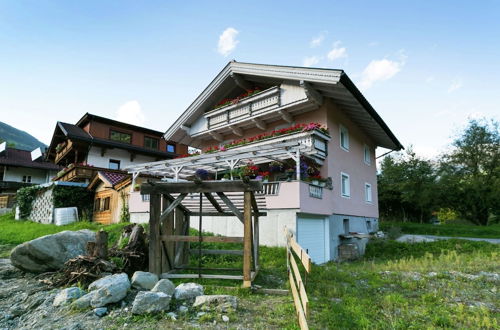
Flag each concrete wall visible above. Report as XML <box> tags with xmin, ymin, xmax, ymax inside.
<box><xmin>86</xmin><ymin>147</ymin><xmax>158</xmax><ymax>169</ymax></box>
<box><xmin>129</xmin><ymin>191</ymin><xmax>150</xmax><ymax>224</ymax></box>
<box><xmin>3</xmin><ymin>167</ymin><xmax>55</xmax><ymax>184</ymax></box>
<box><xmin>328</xmin><ymin>214</ymin><xmax>378</xmax><ymax>260</ymax></box>
<box><xmin>190</xmin><ymin>208</ymin><xmax>298</xmax><ymax>247</ymax></box>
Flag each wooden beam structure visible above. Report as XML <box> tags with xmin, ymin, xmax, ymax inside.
<box><xmin>146</xmin><ymin>180</ymin><xmax>262</xmax><ymax>287</ymax></box>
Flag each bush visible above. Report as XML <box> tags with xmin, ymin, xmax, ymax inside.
<box><xmin>52</xmin><ymin>185</ymin><xmax>93</xmax><ymax>221</ymax></box>
<box><xmin>16</xmin><ymin>185</ymin><xmax>43</xmax><ymax>219</ymax></box>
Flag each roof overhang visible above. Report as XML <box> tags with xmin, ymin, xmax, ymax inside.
<box><xmin>164</xmin><ymin>61</ymin><xmax>403</xmax><ymax>150</ymax></box>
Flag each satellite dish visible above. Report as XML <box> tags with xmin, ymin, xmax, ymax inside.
<box><xmin>31</xmin><ymin>147</ymin><xmax>42</xmax><ymax>161</ymax></box>
<box><xmin>0</xmin><ymin>142</ymin><xmax>6</xmax><ymax>154</ymax></box>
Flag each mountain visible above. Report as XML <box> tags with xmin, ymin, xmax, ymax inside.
<box><xmin>0</xmin><ymin>121</ymin><xmax>47</xmax><ymax>151</ymax></box>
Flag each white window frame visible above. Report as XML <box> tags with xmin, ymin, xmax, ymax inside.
<box><xmin>365</xmin><ymin>183</ymin><xmax>373</xmax><ymax>204</ymax></box>
<box><xmin>339</xmin><ymin>125</ymin><xmax>349</xmax><ymax>151</ymax></box>
<box><xmin>341</xmin><ymin>172</ymin><xmax>350</xmax><ymax>198</ymax></box>
<box><xmin>364</xmin><ymin>145</ymin><xmax>371</xmax><ymax>165</ymax></box>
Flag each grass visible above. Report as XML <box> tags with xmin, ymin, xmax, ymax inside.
<box><xmin>1</xmin><ymin>212</ymin><xmax>499</xmax><ymax>328</ymax></box>
<box><xmin>308</xmin><ymin>239</ymin><xmax>500</xmax><ymax>329</ymax></box>
<box><xmin>0</xmin><ymin>212</ymin><xmax>130</xmax><ymax>257</ymax></box>
<box><xmin>380</xmin><ymin>221</ymin><xmax>500</xmax><ymax>238</ymax></box>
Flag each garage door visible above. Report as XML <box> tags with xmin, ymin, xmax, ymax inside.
<box><xmin>297</xmin><ymin>217</ymin><xmax>327</xmax><ymax>264</ymax></box>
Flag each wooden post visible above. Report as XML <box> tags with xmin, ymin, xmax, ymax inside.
<box><xmin>162</xmin><ymin>196</ymin><xmax>175</xmax><ymax>273</ymax></box>
<box><xmin>94</xmin><ymin>230</ymin><xmax>108</xmax><ymax>259</ymax></box>
<box><xmin>253</xmin><ymin>213</ymin><xmax>259</xmax><ymax>270</ymax></box>
<box><xmin>243</xmin><ymin>191</ymin><xmax>252</xmax><ymax>288</ymax></box>
<box><xmin>149</xmin><ymin>193</ymin><xmax>162</xmax><ymax>275</ymax></box>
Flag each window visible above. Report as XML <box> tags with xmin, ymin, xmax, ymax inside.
<box><xmin>141</xmin><ymin>194</ymin><xmax>150</xmax><ymax>202</ymax></box>
<box><xmin>343</xmin><ymin>219</ymin><xmax>350</xmax><ymax>235</ymax></box>
<box><xmin>167</xmin><ymin>144</ymin><xmax>176</xmax><ymax>153</ymax></box>
<box><xmin>340</xmin><ymin>125</ymin><xmax>349</xmax><ymax>151</ymax></box>
<box><xmin>103</xmin><ymin>197</ymin><xmax>110</xmax><ymax>211</ymax></box>
<box><xmin>364</xmin><ymin>145</ymin><xmax>371</xmax><ymax>165</ymax></box>
<box><xmin>365</xmin><ymin>183</ymin><xmax>373</xmax><ymax>203</ymax></box>
<box><xmin>144</xmin><ymin>136</ymin><xmax>159</xmax><ymax>150</ymax></box>
<box><xmin>94</xmin><ymin>199</ymin><xmax>101</xmax><ymax>212</ymax></box>
<box><xmin>110</xmin><ymin>130</ymin><xmax>132</xmax><ymax>144</ymax></box>
<box><xmin>366</xmin><ymin>220</ymin><xmax>372</xmax><ymax>232</ymax></box>
<box><xmin>22</xmin><ymin>176</ymin><xmax>32</xmax><ymax>183</ymax></box>
<box><xmin>341</xmin><ymin>173</ymin><xmax>350</xmax><ymax>198</ymax></box>
<box><xmin>109</xmin><ymin>159</ymin><xmax>121</xmax><ymax>170</ymax></box>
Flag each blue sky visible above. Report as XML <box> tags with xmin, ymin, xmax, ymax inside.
<box><xmin>1</xmin><ymin>1</ymin><xmax>499</xmax><ymax>157</ymax></box>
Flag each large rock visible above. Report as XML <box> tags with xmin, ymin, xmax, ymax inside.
<box><xmin>174</xmin><ymin>283</ymin><xmax>204</xmax><ymax>300</ymax></box>
<box><xmin>87</xmin><ymin>273</ymin><xmax>131</xmax><ymax>307</ymax></box>
<box><xmin>131</xmin><ymin>271</ymin><xmax>158</xmax><ymax>290</ymax></box>
<box><xmin>10</xmin><ymin>230</ymin><xmax>95</xmax><ymax>273</ymax></box>
<box><xmin>151</xmin><ymin>279</ymin><xmax>175</xmax><ymax>296</ymax></box>
<box><xmin>53</xmin><ymin>287</ymin><xmax>86</xmax><ymax>307</ymax></box>
<box><xmin>193</xmin><ymin>295</ymin><xmax>238</xmax><ymax>312</ymax></box>
<box><xmin>131</xmin><ymin>291</ymin><xmax>171</xmax><ymax>314</ymax></box>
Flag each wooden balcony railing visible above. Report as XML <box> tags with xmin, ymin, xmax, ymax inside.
<box><xmin>205</xmin><ymin>86</ymin><xmax>280</xmax><ymax>129</ymax></box>
<box><xmin>257</xmin><ymin>181</ymin><xmax>281</xmax><ymax>195</ymax></box>
<box><xmin>56</xmin><ymin>165</ymin><xmax>96</xmax><ymax>182</ymax></box>
<box><xmin>54</xmin><ymin>140</ymin><xmax>74</xmax><ymax>164</ymax></box>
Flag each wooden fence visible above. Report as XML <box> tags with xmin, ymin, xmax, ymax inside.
<box><xmin>285</xmin><ymin>227</ymin><xmax>312</xmax><ymax>330</ymax></box>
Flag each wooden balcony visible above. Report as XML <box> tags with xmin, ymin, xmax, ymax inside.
<box><xmin>205</xmin><ymin>86</ymin><xmax>281</xmax><ymax>130</ymax></box>
<box><xmin>54</xmin><ymin>140</ymin><xmax>74</xmax><ymax>164</ymax></box>
<box><xmin>56</xmin><ymin>165</ymin><xmax>96</xmax><ymax>182</ymax></box>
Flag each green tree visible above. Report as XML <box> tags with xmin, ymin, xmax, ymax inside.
<box><xmin>438</xmin><ymin>119</ymin><xmax>500</xmax><ymax>225</ymax></box>
<box><xmin>378</xmin><ymin>148</ymin><xmax>438</xmax><ymax>222</ymax></box>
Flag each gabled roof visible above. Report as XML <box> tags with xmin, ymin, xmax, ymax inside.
<box><xmin>87</xmin><ymin>170</ymin><xmax>130</xmax><ymax>190</ymax></box>
<box><xmin>77</xmin><ymin>113</ymin><xmax>165</xmax><ymax>137</ymax></box>
<box><xmin>47</xmin><ymin>121</ymin><xmax>176</xmax><ymax>159</ymax></box>
<box><xmin>0</xmin><ymin>147</ymin><xmax>60</xmax><ymax>171</ymax></box>
<box><xmin>164</xmin><ymin>61</ymin><xmax>403</xmax><ymax>150</ymax></box>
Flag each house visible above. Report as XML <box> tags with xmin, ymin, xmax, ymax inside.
<box><xmin>0</xmin><ymin>142</ymin><xmax>60</xmax><ymax>208</ymax></box>
<box><xmin>126</xmin><ymin>61</ymin><xmax>403</xmax><ymax>263</ymax></box>
<box><xmin>46</xmin><ymin>113</ymin><xmax>188</xmax><ymax>224</ymax></box>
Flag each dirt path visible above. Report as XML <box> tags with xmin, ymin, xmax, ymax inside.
<box><xmin>397</xmin><ymin>234</ymin><xmax>500</xmax><ymax>244</ymax></box>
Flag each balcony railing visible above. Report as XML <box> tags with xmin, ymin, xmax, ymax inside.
<box><xmin>257</xmin><ymin>181</ymin><xmax>281</xmax><ymax>195</ymax></box>
<box><xmin>54</xmin><ymin>140</ymin><xmax>74</xmax><ymax>164</ymax></box>
<box><xmin>205</xmin><ymin>86</ymin><xmax>280</xmax><ymax>129</ymax></box>
<box><xmin>56</xmin><ymin>165</ymin><xmax>96</xmax><ymax>182</ymax></box>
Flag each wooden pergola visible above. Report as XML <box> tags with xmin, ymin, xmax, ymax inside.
<box><xmin>142</xmin><ymin>179</ymin><xmax>265</xmax><ymax>288</ymax></box>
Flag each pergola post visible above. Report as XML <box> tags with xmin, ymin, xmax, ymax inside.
<box><xmin>296</xmin><ymin>149</ymin><xmax>301</xmax><ymax>181</ymax></box>
<box><xmin>243</xmin><ymin>191</ymin><xmax>252</xmax><ymax>288</ymax></box>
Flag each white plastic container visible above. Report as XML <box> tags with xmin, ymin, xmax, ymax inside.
<box><xmin>53</xmin><ymin>207</ymin><xmax>79</xmax><ymax>226</ymax></box>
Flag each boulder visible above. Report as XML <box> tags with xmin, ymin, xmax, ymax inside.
<box><xmin>93</xmin><ymin>307</ymin><xmax>107</xmax><ymax>317</ymax></box>
<box><xmin>53</xmin><ymin>287</ymin><xmax>86</xmax><ymax>307</ymax></box>
<box><xmin>151</xmin><ymin>279</ymin><xmax>175</xmax><ymax>296</ymax></box>
<box><xmin>87</xmin><ymin>273</ymin><xmax>131</xmax><ymax>307</ymax></box>
<box><xmin>131</xmin><ymin>271</ymin><xmax>158</xmax><ymax>290</ymax></box>
<box><xmin>131</xmin><ymin>291</ymin><xmax>171</xmax><ymax>314</ymax></box>
<box><xmin>10</xmin><ymin>230</ymin><xmax>95</xmax><ymax>273</ymax></box>
<box><xmin>71</xmin><ymin>293</ymin><xmax>93</xmax><ymax>310</ymax></box>
<box><xmin>174</xmin><ymin>283</ymin><xmax>204</xmax><ymax>300</ymax></box>
<box><xmin>192</xmin><ymin>295</ymin><xmax>238</xmax><ymax>312</ymax></box>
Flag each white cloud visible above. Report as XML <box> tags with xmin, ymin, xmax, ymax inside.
<box><xmin>425</xmin><ymin>76</ymin><xmax>435</xmax><ymax>83</ymax></box>
<box><xmin>310</xmin><ymin>32</ymin><xmax>327</xmax><ymax>48</ymax></box>
<box><xmin>302</xmin><ymin>56</ymin><xmax>320</xmax><ymax>67</ymax></box>
<box><xmin>217</xmin><ymin>27</ymin><xmax>239</xmax><ymax>56</ymax></box>
<box><xmin>116</xmin><ymin>100</ymin><xmax>145</xmax><ymax>126</ymax></box>
<box><xmin>447</xmin><ymin>78</ymin><xmax>463</xmax><ymax>93</ymax></box>
<box><xmin>359</xmin><ymin>58</ymin><xmax>404</xmax><ymax>90</ymax></box>
<box><xmin>327</xmin><ymin>41</ymin><xmax>347</xmax><ymax>61</ymax></box>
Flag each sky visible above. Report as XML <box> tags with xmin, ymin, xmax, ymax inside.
<box><xmin>0</xmin><ymin>0</ymin><xmax>499</xmax><ymax>158</ymax></box>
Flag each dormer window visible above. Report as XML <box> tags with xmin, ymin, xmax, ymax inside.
<box><xmin>110</xmin><ymin>130</ymin><xmax>131</xmax><ymax>144</ymax></box>
<box><xmin>144</xmin><ymin>136</ymin><xmax>159</xmax><ymax>150</ymax></box>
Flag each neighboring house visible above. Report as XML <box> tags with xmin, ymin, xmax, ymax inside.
<box><xmin>46</xmin><ymin>113</ymin><xmax>187</xmax><ymax>224</ymax></box>
<box><xmin>127</xmin><ymin>61</ymin><xmax>403</xmax><ymax>263</ymax></box>
<box><xmin>0</xmin><ymin>142</ymin><xmax>60</xmax><ymax>208</ymax></box>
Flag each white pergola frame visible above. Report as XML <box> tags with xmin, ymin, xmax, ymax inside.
<box><xmin>125</xmin><ymin>141</ymin><xmax>319</xmax><ymax>190</ymax></box>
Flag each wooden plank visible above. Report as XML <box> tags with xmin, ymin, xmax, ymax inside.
<box><xmin>188</xmin><ymin>249</ymin><xmax>244</xmax><ymax>256</ymax></box>
<box><xmin>173</xmin><ymin>208</ymin><xmax>186</xmax><ymax>267</ymax></box>
<box><xmin>163</xmin><ymin>193</ymin><xmax>191</xmax><ymax>215</ymax></box>
<box><xmin>204</xmin><ymin>192</ymin><xmax>224</xmax><ymax>213</ymax></box>
<box><xmin>161</xmin><ymin>274</ymin><xmax>244</xmax><ymax>280</ymax></box>
<box><xmin>191</xmin><ymin>212</ymin><xmax>267</xmax><ymax>217</ymax></box>
<box><xmin>216</xmin><ymin>192</ymin><xmax>243</xmax><ymax>223</ymax></box>
<box><xmin>161</xmin><ymin>235</ymin><xmax>244</xmax><ymax>243</ymax></box>
<box><xmin>286</xmin><ymin>229</ymin><xmax>312</xmax><ymax>273</ymax></box>
<box><xmin>253</xmin><ymin>213</ymin><xmax>260</xmax><ymax>270</ymax></box>
<box><xmin>250</xmin><ymin>191</ymin><xmax>259</xmax><ymax>214</ymax></box>
<box><xmin>159</xmin><ymin>193</ymin><xmax>187</xmax><ymax>222</ymax></box>
<box><xmin>141</xmin><ymin>180</ymin><xmax>263</xmax><ymax>194</ymax></box>
<box><xmin>289</xmin><ymin>271</ymin><xmax>309</xmax><ymax>330</ymax></box>
<box><xmin>148</xmin><ymin>193</ymin><xmax>162</xmax><ymax>275</ymax></box>
<box><xmin>290</xmin><ymin>252</ymin><xmax>309</xmax><ymax>317</ymax></box>
<box><xmin>242</xmin><ymin>191</ymin><xmax>252</xmax><ymax>288</ymax></box>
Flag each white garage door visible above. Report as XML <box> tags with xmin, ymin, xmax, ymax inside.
<box><xmin>297</xmin><ymin>217</ymin><xmax>327</xmax><ymax>264</ymax></box>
